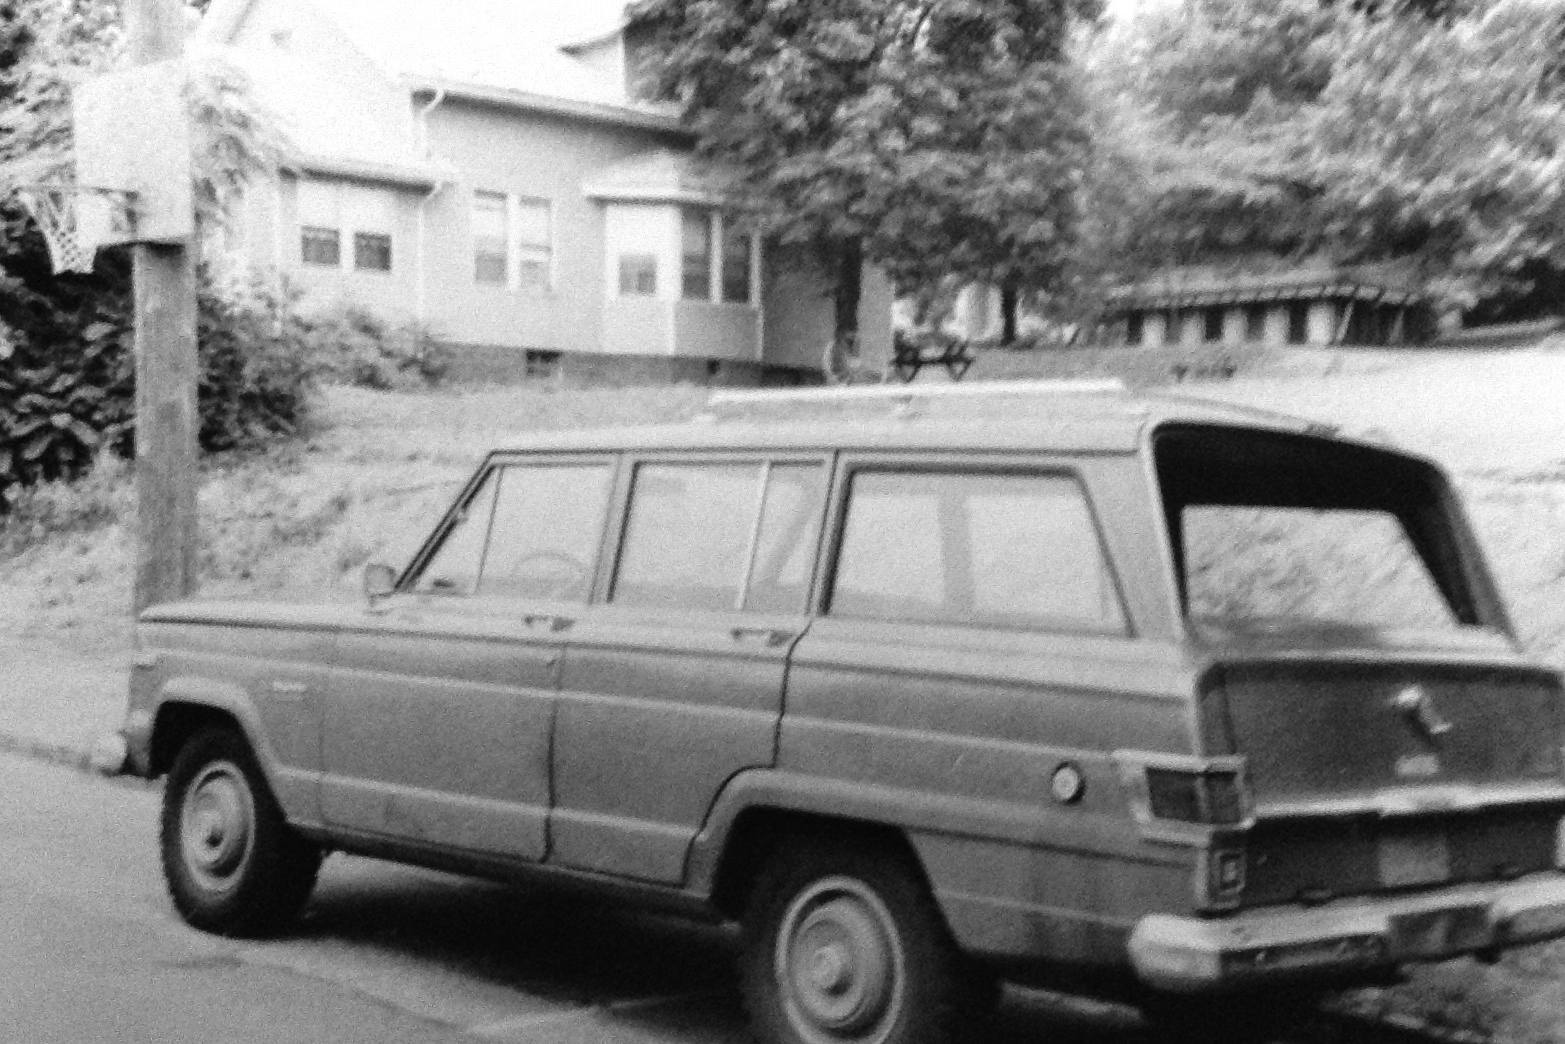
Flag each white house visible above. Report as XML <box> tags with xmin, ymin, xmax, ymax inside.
<box><xmin>199</xmin><ymin>0</ymin><xmax>893</xmax><ymax>383</ymax></box>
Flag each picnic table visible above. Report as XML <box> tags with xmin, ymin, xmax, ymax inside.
<box><xmin>892</xmin><ymin>333</ymin><xmax>975</xmax><ymax>382</ymax></box>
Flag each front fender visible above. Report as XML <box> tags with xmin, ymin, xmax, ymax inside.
<box><xmin>148</xmin><ymin>677</ymin><xmax>317</xmax><ymax>828</ymax></box>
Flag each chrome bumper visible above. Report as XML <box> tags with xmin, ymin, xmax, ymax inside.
<box><xmin>1130</xmin><ymin>873</ymin><xmax>1565</xmax><ymax>993</ymax></box>
<box><xmin>119</xmin><ymin>708</ymin><xmax>156</xmax><ymax>778</ymax></box>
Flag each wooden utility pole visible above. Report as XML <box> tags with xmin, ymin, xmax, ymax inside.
<box><xmin>128</xmin><ymin>0</ymin><xmax>198</xmax><ymax>613</ymax></box>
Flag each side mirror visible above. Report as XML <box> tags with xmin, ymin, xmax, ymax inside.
<box><xmin>363</xmin><ymin>562</ymin><xmax>397</xmax><ymax>601</ymax></box>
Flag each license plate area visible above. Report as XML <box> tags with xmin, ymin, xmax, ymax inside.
<box><xmin>1378</xmin><ymin>827</ymin><xmax>1451</xmax><ymax>888</ymax></box>
<box><xmin>1389</xmin><ymin>904</ymin><xmax>1491</xmax><ymax>958</ymax></box>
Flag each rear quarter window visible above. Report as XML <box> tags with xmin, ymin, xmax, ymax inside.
<box><xmin>827</xmin><ymin>469</ymin><xmax>1125</xmax><ymax>633</ymax></box>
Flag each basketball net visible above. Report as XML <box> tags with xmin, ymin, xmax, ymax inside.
<box><xmin>16</xmin><ymin>185</ymin><xmax>133</xmax><ymax>274</ymax></box>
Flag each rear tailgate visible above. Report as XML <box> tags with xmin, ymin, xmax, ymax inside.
<box><xmin>1205</xmin><ymin>654</ymin><xmax>1565</xmax><ymax>907</ymax></box>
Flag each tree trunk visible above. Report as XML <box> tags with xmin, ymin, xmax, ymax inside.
<box><xmin>1000</xmin><ymin>280</ymin><xmax>1020</xmax><ymax>346</ymax></box>
<box><xmin>832</xmin><ymin>240</ymin><xmax>863</xmax><ymax>350</ymax></box>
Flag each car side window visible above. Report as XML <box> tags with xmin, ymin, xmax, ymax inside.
<box><xmin>744</xmin><ymin>463</ymin><xmax>826</xmax><ymax>614</ymax></box>
<box><xmin>412</xmin><ymin>470</ymin><xmax>499</xmax><ymax>595</ymax></box>
<box><xmin>612</xmin><ymin>463</ymin><xmax>763</xmax><ymax>611</ymax></box>
<box><xmin>479</xmin><ymin>463</ymin><xmax>613</xmax><ymax>602</ymax></box>
<box><xmin>829</xmin><ymin>469</ymin><xmax>1125</xmax><ymax>632</ymax></box>
<box><xmin>610</xmin><ymin>460</ymin><xmax>826</xmax><ymax>613</ymax></box>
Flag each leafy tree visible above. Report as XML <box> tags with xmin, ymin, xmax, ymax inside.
<box><xmin>1081</xmin><ymin>0</ymin><xmax>1565</xmax><ymax>313</ymax></box>
<box><xmin>1303</xmin><ymin>0</ymin><xmax>1565</xmax><ymax>307</ymax></box>
<box><xmin>632</xmin><ymin>0</ymin><xmax>1101</xmax><ymax>347</ymax></box>
<box><xmin>0</xmin><ymin>0</ymin><xmax>299</xmax><ymax>505</ymax></box>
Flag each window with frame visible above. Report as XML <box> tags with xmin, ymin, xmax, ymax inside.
<box><xmin>525</xmin><ymin>349</ymin><xmax>561</xmax><ymax>380</ymax></box>
<box><xmin>301</xmin><ymin>226</ymin><xmax>341</xmax><ymax>266</ymax></box>
<box><xmin>515</xmin><ymin>198</ymin><xmax>552</xmax><ymax>289</ymax></box>
<box><xmin>473</xmin><ymin>191</ymin><xmax>509</xmax><ymax>285</ymax></box>
<box><xmin>300</xmin><ymin>177</ymin><xmax>395</xmax><ymax>272</ymax></box>
<box><xmin>1245</xmin><ymin>304</ymin><xmax>1267</xmax><ymax>341</ymax></box>
<box><xmin>1287</xmin><ymin>302</ymin><xmax>1309</xmax><ymax>343</ymax></box>
<box><xmin>411</xmin><ymin>462</ymin><xmax>613</xmax><ymax>600</ymax></box>
<box><xmin>1204</xmin><ymin>307</ymin><xmax>1224</xmax><ymax>342</ymax></box>
<box><xmin>353</xmin><ymin>232</ymin><xmax>392</xmax><ymax>272</ymax></box>
<box><xmin>612</xmin><ymin>461</ymin><xmax>825</xmax><ymax>613</ymax></box>
<box><xmin>479</xmin><ymin>464</ymin><xmax>613</xmax><ymax>601</ymax></box>
<box><xmin>829</xmin><ymin>470</ymin><xmax>1125</xmax><ymax>632</ymax></box>
<box><xmin>618</xmin><ymin>253</ymin><xmax>658</xmax><ymax>296</ymax></box>
<box><xmin>681</xmin><ymin>208</ymin><xmax>712</xmax><ymax>300</ymax></box>
<box><xmin>412</xmin><ymin>470</ymin><xmax>499</xmax><ymax>595</ymax></box>
<box><xmin>722</xmin><ymin>225</ymin><xmax>753</xmax><ymax>304</ymax></box>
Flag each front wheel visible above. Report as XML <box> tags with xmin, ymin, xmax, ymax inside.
<box><xmin>160</xmin><ymin>727</ymin><xmax>321</xmax><ymax>937</ymax></box>
<box><xmin>741</xmin><ymin>838</ymin><xmax>986</xmax><ymax>1044</ymax></box>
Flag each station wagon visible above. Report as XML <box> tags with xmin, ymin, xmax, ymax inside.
<box><xmin>120</xmin><ymin>381</ymin><xmax>1565</xmax><ymax>1044</ymax></box>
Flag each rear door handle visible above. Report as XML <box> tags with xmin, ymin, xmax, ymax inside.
<box><xmin>731</xmin><ymin>627</ymin><xmax>793</xmax><ymax>648</ymax></box>
<box><xmin>524</xmin><ymin>614</ymin><xmax>574</xmax><ymax>633</ymax></box>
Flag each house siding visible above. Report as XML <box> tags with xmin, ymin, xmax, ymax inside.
<box><xmin>420</xmin><ymin>99</ymin><xmax>687</xmax><ymax>359</ymax></box>
<box><xmin>281</xmin><ymin>174</ymin><xmax>425</xmax><ymax>320</ymax></box>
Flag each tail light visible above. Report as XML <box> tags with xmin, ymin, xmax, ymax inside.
<box><xmin>1145</xmin><ymin>766</ymin><xmax>1246</xmax><ymax>825</ymax></box>
<box><xmin>1115</xmin><ymin>751</ymin><xmax>1253</xmax><ymax>908</ymax></box>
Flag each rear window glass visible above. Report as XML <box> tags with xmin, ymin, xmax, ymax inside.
<box><xmin>828</xmin><ymin>470</ymin><xmax>1125</xmax><ymax>632</ymax></box>
<box><xmin>1156</xmin><ymin>425</ymin><xmax>1487</xmax><ymax>632</ymax></box>
<box><xmin>1182</xmin><ymin>506</ymin><xmax>1457</xmax><ymax>628</ymax></box>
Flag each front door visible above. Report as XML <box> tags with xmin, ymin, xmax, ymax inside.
<box><xmin>321</xmin><ymin>456</ymin><xmax>616</xmax><ymax>861</ymax></box>
<box><xmin>551</xmin><ymin>457</ymin><xmax>827</xmax><ymax>882</ymax></box>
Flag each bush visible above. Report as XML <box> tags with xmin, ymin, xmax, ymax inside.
<box><xmin>0</xmin><ymin>245</ymin><xmax>318</xmax><ymax>507</ymax></box>
<box><xmin>306</xmin><ymin>306</ymin><xmax>450</xmax><ymax>390</ymax></box>
<box><xmin>0</xmin><ymin>451</ymin><xmax>131</xmax><ymax>556</ymax></box>
<box><xmin>197</xmin><ymin>274</ymin><xmax>316</xmax><ymax>451</ymax></box>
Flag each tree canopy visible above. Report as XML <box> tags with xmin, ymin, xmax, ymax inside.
<box><xmin>1083</xmin><ymin>0</ymin><xmax>1565</xmax><ymax>312</ymax></box>
<box><xmin>632</xmin><ymin>0</ymin><xmax>1102</xmax><ymax>344</ymax></box>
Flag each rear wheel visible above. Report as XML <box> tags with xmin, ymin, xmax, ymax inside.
<box><xmin>740</xmin><ymin>837</ymin><xmax>986</xmax><ymax>1044</ymax></box>
<box><xmin>160</xmin><ymin>727</ymin><xmax>321</xmax><ymax>936</ymax></box>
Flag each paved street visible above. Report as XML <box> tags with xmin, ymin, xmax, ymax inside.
<box><xmin>0</xmin><ymin>753</ymin><xmax>751</xmax><ymax>1044</ymax></box>
<box><xmin>0</xmin><ymin>752</ymin><xmax>1468</xmax><ymax>1044</ymax></box>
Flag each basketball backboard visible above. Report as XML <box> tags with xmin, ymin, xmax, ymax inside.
<box><xmin>73</xmin><ymin>59</ymin><xmax>194</xmax><ymax>244</ymax></box>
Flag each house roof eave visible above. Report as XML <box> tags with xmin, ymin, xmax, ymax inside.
<box><xmin>584</xmin><ymin>186</ymin><xmax>732</xmax><ymax>206</ymax></box>
<box><xmin>289</xmin><ymin>152</ymin><xmax>450</xmax><ymax>189</ymax></box>
<box><xmin>409</xmin><ymin>77</ymin><xmax>687</xmax><ymax>135</ymax></box>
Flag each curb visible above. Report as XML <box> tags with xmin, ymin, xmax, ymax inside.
<box><xmin>0</xmin><ymin>729</ymin><xmax>149</xmax><ymax>788</ymax></box>
<box><xmin>0</xmin><ymin>730</ymin><xmax>98</xmax><ymax>774</ymax></box>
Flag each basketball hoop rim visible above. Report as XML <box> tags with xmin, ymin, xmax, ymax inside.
<box><xmin>14</xmin><ymin>183</ymin><xmax>138</xmax><ymax>275</ymax></box>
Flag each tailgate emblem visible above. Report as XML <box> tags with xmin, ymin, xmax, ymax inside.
<box><xmin>1393</xmin><ymin>684</ymin><xmax>1453</xmax><ymax>743</ymax></box>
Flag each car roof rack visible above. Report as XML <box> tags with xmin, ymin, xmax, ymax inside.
<box><xmin>707</xmin><ymin>378</ymin><xmax>1127</xmax><ymax>410</ymax></box>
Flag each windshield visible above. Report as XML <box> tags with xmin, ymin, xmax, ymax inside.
<box><xmin>1155</xmin><ymin>423</ymin><xmax>1497</xmax><ymax>635</ymax></box>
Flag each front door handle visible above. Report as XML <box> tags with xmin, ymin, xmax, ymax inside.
<box><xmin>731</xmin><ymin>626</ymin><xmax>793</xmax><ymax>648</ymax></box>
<box><xmin>524</xmin><ymin>614</ymin><xmax>574</xmax><ymax>633</ymax></box>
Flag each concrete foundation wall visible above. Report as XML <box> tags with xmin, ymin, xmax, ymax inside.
<box><xmin>439</xmin><ymin>342</ymin><xmax>818</xmax><ymax>387</ymax></box>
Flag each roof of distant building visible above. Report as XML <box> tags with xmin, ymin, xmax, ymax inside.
<box><xmin>1106</xmin><ymin>258</ymin><xmax>1427</xmax><ymax>311</ymax></box>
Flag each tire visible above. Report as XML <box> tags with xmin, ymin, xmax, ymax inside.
<box><xmin>160</xmin><ymin>727</ymin><xmax>322</xmax><ymax>937</ymax></box>
<box><xmin>740</xmin><ymin>836</ymin><xmax>987</xmax><ymax>1044</ymax></box>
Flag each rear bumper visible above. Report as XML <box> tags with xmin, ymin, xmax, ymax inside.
<box><xmin>1130</xmin><ymin>872</ymin><xmax>1565</xmax><ymax>993</ymax></box>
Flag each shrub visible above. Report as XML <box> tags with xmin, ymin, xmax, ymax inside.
<box><xmin>306</xmin><ymin>306</ymin><xmax>450</xmax><ymax>390</ymax></box>
<box><xmin>0</xmin><ymin>451</ymin><xmax>131</xmax><ymax>556</ymax></box>
<box><xmin>0</xmin><ymin>251</ymin><xmax>318</xmax><ymax>508</ymax></box>
<box><xmin>197</xmin><ymin>274</ymin><xmax>316</xmax><ymax>451</ymax></box>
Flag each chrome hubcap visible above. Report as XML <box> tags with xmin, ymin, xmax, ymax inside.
<box><xmin>180</xmin><ymin>762</ymin><xmax>254</xmax><ymax>891</ymax></box>
<box><xmin>776</xmin><ymin>876</ymin><xmax>904</xmax><ymax>1043</ymax></box>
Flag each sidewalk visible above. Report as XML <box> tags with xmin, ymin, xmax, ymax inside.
<box><xmin>0</xmin><ymin>636</ymin><xmax>128</xmax><ymax>772</ymax></box>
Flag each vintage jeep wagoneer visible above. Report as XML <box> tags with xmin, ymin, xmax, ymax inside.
<box><xmin>121</xmin><ymin>382</ymin><xmax>1565</xmax><ymax>1044</ymax></box>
